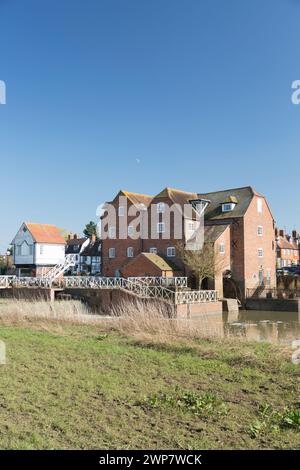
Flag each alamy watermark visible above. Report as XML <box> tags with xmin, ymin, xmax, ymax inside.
<box><xmin>291</xmin><ymin>80</ymin><xmax>300</xmax><ymax>105</ymax></box>
<box><xmin>96</xmin><ymin>197</ymin><xmax>207</xmax><ymax>250</ymax></box>
<box><xmin>0</xmin><ymin>80</ymin><xmax>6</xmax><ymax>105</ymax></box>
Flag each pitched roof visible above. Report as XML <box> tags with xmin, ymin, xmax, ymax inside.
<box><xmin>141</xmin><ymin>252</ymin><xmax>181</xmax><ymax>271</ymax></box>
<box><xmin>121</xmin><ymin>190</ymin><xmax>153</xmax><ymax>207</ymax></box>
<box><xmin>65</xmin><ymin>237</ymin><xmax>88</xmax><ymax>254</ymax></box>
<box><xmin>25</xmin><ymin>223</ymin><xmax>66</xmax><ymax>244</ymax></box>
<box><xmin>204</xmin><ymin>224</ymin><xmax>230</xmax><ymax>242</ymax></box>
<box><xmin>277</xmin><ymin>237</ymin><xmax>298</xmax><ymax>250</ymax></box>
<box><xmin>154</xmin><ymin>187</ymin><xmax>199</xmax><ymax>207</ymax></box>
<box><xmin>198</xmin><ymin>186</ymin><xmax>257</xmax><ymax>221</ymax></box>
<box><xmin>80</xmin><ymin>239</ymin><xmax>101</xmax><ymax>256</ymax></box>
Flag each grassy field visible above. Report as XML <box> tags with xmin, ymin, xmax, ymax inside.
<box><xmin>0</xmin><ymin>318</ymin><xmax>299</xmax><ymax>449</ymax></box>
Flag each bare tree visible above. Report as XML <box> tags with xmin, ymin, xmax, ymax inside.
<box><xmin>177</xmin><ymin>241</ymin><xmax>225</xmax><ymax>290</ymax></box>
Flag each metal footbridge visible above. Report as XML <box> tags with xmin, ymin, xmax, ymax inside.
<box><xmin>0</xmin><ymin>256</ymin><xmax>218</xmax><ymax>305</ymax></box>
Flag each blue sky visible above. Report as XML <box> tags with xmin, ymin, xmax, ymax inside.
<box><xmin>0</xmin><ymin>0</ymin><xmax>300</xmax><ymax>251</ymax></box>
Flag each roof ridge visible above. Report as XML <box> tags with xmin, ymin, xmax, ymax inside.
<box><xmin>198</xmin><ymin>185</ymin><xmax>254</xmax><ymax>195</ymax></box>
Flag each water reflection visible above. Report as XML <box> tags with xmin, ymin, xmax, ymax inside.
<box><xmin>226</xmin><ymin>311</ymin><xmax>300</xmax><ymax>345</ymax></box>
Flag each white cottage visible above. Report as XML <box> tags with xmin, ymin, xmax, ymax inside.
<box><xmin>12</xmin><ymin>222</ymin><xmax>66</xmax><ymax>277</ymax></box>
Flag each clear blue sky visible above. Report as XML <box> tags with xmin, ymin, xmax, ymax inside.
<box><xmin>0</xmin><ymin>0</ymin><xmax>300</xmax><ymax>252</ymax></box>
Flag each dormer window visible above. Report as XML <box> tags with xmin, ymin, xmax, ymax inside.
<box><xmin>221</xmin><ymin>196</ymin><xmax>238</xmax><ymax>213</ymax></box>
<box><xmin>222</xmin><ymin>203</ymin><xmax>235</xmax><ymax>212</ymax></box>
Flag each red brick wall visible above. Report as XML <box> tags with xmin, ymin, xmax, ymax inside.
<box><xmin>243</xmin><ymin>196</ymin><xmax>276</xmax><ymax>293</ymax></box>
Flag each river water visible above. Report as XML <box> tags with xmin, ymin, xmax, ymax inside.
<box><xmin>226</xmin><ymin>310</ymin><xmax>300</xmax><ymax>345</ymax></box>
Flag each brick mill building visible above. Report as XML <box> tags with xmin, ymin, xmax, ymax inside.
<box><xmin>101</xmin><ymin>186</ymin><xmax>276</xmax><ymax>298</ymax></box>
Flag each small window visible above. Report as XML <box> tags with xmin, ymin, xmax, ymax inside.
<box><xmin>222</xmin><ymin>203</ymin><xmax>235</xmax><ymax>212</ymax></box>
<box><xmin>157</xmin><ymin>202</ymin><xmax>165</xmax><ymax>213</ymax></box>
<box><xmin>109</xmin><ymin>226</ymin><xmax>116</xmax><ymax>239</ymax></box>
<box><xmin>108</xmin><ymin>248</ymin><xmax>116</xmax><ymax>258</ymax></box>
<box><xmin>188</xmin><ymin>221</ymin><xmax>195</xmax><ymax>230</ymax></box>
<box><xmin>257</xmin><ymin>226</ymin><xmax>263</xmax><ymax>236</ymax></box>
<box><xmin>157</xmin><ymin>222</ymin><xmax>165</xmax><ymax>233</ymax></box>
<box><xmin>118</xmin><ymin>206</ymin><xmax>125</xmax><ymax>217</ymax></box>
<box><xmin>258</xmin><ymin>248</ymin><xmax>263</xmax><ymax>258</ymax></box>
<box><xmin>127</xmin><ymin>247</ymin><xmax>134</xmax><ymax>257</ymax></box>
<box><xmin>40</xmin><ymin>245</ymin><xmax>44</xmax><ymax>255</ymax></box>
<box><xmin>128</xmin><ymin>225</ymin><xmax>134</xmax><ymax>237</ymax></box>
<box><xmin>149</xmin><ymin>247</ymin><xmax>157</xmax><ymax>254</ymax></box>
<box><xmin>219</xmin><ymin>242</ymin><xmax>225</xmax><ymax>254</ymax></box>
<box><xmin>167</xmin><ymin>247</ymin><xmax>176</xmax><ymax>257</ymax></box>
<box><xmin>257</xmin><ymin>198</ymin><xmax>263</xmax><ymax>213</ymax></box>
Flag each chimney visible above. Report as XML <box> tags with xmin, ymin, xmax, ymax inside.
<box><xmin>74</xmin><ymin>234</ymin><xmax>77</xmax><ymax>240</ymax></box>
<box><xmin>279</xmin><ymin>229</ymin><xmax>285</xmax><ymax>237</ymax></box>
<box><xmin>68</xmin><ymin>234</ymin><xmax>71</xmax><ymax>240</ymax></box>
<box><xmin>292</xmin><ymin>230</ymin><xmax>298</xmax><ymax>240</ymax></box>
<box><xmin>91</xmin><ymin>234</ymin><xmax>96</xmax><ymax>242</ymax></box>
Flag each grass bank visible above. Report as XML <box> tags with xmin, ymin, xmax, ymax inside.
<box><xmin>0</xmin><ymin>312</ymin><xmax>299</xmax><ymax>449</ymax></box>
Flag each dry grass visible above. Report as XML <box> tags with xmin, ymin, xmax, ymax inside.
<box><xmin>110</xmin><ymin>299</ymin><xmax>226</xmax><ymax>343</ymax></box>
<box><xmin>0</xmin><ymin>298</ymin><xmax>226</xmax><ymax>343</ymax></box>
<box><xmin>0</xmin><ymin>299</ymin><xmax>100</xmax><ymax>326</ymax></box>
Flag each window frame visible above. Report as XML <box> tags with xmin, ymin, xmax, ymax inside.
<box><xmin>167</xmin><ymin>246</ymin><xmax>176</xmax><ymax>257</ymax></box>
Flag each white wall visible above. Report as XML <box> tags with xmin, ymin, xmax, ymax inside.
<box><xmin>35</xmin><ymin>243</ymin><xmax>65</xmax><ymax>266</ymax></box>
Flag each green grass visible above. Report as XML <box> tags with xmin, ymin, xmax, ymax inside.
<box><xmin>0</xmin><ymin>323</ymin><xmax>299</xmax><ymax>449</ymax></box>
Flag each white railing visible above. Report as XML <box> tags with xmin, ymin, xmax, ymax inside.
<box><xmin>0</xmin><ymin>276</ymin><xmax>16</xmax><ymax>288</ymax></box>
<box><xmin>44</xmin><ymin>254</ymin><xmax>77</xmax><ymax>281</ymax></box>
<box><xmin>128</xmin><ymin>276</ymin><xmax>188</xmax><ymax>288</ymax></box>
<box><xmin>175</xmin><ymin>290</ymin><xmax>218</xmax><ymax>304</ymax></box>
<box><xmin>0</xmin><ymin>275</ymin><xmax>218</xmax><ymax>305</ymax></box>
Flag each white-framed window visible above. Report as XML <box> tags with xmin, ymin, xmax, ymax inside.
<box><xmin>222</xmin><ymin>203</ymin><xmax>235</xmax><ymax>212</ymax></box>
<box><xmin>157</xmin><ymin>202</ymin><xmax>165</xmax><ymax>213</ymax></box>
<box><xmin>157</xmin><ymin>222</ymin><xmax>165</xmax><ymax>234</ymax></box>
<box><xmin>127</xmin><ymin>225</ymin><xmax>134</xmax><ymax>237</ymax></box>
<box><xmin>258</xmin><ymin>248</ymin><xmax>263</xmax><ymax>258</ymax></box>
<box><xmin>219</xmin><ymin>242</ymin><xmax>225</xmax><ymax>254</ymax></box>
<box><xmin>149</xmin><ymin>247</ymin><xmax>157</xmax><ymax>254</ymax></box>
<box><xmin>40</xmin><ymin>245</ymin><xmax>44</xmax><ymax>255</ymax></box>
<box><xmin>108</xmin><ymin>247</ymin><xmax>116</xmax><ymax>258</ymax></box>
<box><xmin>127</xmin><ymin>247</ymin><xmax>134</xmax><ymax>257</ymax></box>
<box><xmin>257</xmin><ymin>226</ymin><xmax>263</xmax><ymax>236</ymax></box>
<box><xmin>188</xmin><ymin>221</ymin><xmax>195</xmax><ymax>231</ymax></box>
<box><xmin>167</xmin><ymin>246</ymin><xmax>176</xmax><ymax>257</ymax></box>
<box><xmin>118</xmin><ymin>206</ymin><xmax>125</xmax><ymax>217</ymax></box>
<box><xmin>257</xmin><ymin>198</ymin><xmax>263</xmax><ymax>213</ymax></box>
<box><xmin>109</xmin><ymin>226</ymin><xmax>116</xmax><ymax>239</ymax></box>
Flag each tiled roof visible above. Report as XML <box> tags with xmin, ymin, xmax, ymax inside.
<box><xmin>25</xmin><ymin>223</ymin><xmax>66</xmax><ymax>244</ymax></box>
<box><xmin>277</xmin><ymin>237</ymin><xmax>298</xmax><ymax>250</ymax></box>
<box><xmin>121</xmin><ymin>190</ymin><xmax>153</xmax><ymax>207</ymax></box>
<box><xmin>154</xmin><ymin>187</ymin><xmax>199</xmax><ymax>207</ymax></box>
<box><xmin>142</xmin><ymin>252</ymin><xmax>181</xmax><ymax>271</ymax></box>
<box><xmin>204</xmin><ymin>224</ymin><xmax>230</xmax><ymax>242</ymax></box>
<box><xmin>65</xmin><ymin>237</ymin><xmax>88</xmax><ymax>254</ymax></box>
<box><xmin>198</xmin><ymin>186</ymin><xmax>257</xmax><ymax>220</ymax></box>
<box><xmin>80</xmin><ymin>239</ymin><xmax>101</xmax><ymax>256</ymax></box>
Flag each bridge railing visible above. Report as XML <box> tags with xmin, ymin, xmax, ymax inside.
<box><xmin>174</xmin><ymin>290</ymin><xmax>218</xmax><ymax>304</ymax></box>
<box><xmin>0</xmin><ymin>275</ymin><xmax>218</xmax><ymax>305</ymax></box>
<box><xmin>0</xmin><ymin>276</ymin><xmax>17</xmax><ymax>288</ymax></box>
<box><xmin>127</xmin><ymin>276</ymin><xmax>188</xmax><ymax>288</ymax></box>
